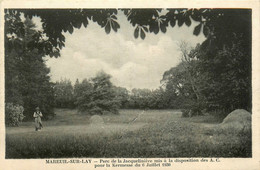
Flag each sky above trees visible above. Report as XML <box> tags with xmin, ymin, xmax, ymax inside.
<box><xmin>44</xmin><ymin>10</ymin><xmax>205</xmax><ymax>89</ymax></box>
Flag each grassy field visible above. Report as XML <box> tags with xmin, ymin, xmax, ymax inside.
<box><xmin>5</xmin><ymin>109</ymin><xmax>251</xmax><ymax>158</ymax></box>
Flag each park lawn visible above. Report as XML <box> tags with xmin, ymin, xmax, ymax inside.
<box><xmin>5</xmin><ymin>109</ymin><xmax>251</xmax><ymax>158</ymax></box>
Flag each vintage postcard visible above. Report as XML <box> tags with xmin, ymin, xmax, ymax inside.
<box><xmin>0</xmin><ymin>0</ymin><xmax>259</xmax><ymax>170</ymax></box>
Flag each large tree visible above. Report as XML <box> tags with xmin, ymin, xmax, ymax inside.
<box><xmin>197</xmin><ymin>35</ymin><xmax>251</xmax><ymax>112</ymax></box>
<box><xmin>5</xmin><ymin>17</ymin><xmax>55</xmax><ymax>120</ymax></box>
<box><xmin>162</xmin><ymin>37</ymin><xmax>251</xmax><ymax>115</ymax></box>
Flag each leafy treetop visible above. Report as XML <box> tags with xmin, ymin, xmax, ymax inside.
<box><xmin>5</xmin><ymin>9</ymin><xmax>251</xmax><ymax>58</ymax></box>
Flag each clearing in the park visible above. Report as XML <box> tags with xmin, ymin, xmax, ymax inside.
<box><xmin>5</xmin><ymin>109</ymin><xmax>251</xmax><ymax>158</ymax></box>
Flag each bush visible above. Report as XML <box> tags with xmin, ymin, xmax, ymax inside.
<box><xmin>5</xmin><ymin>103</ymin><xmax>25</xmax><ymax>126</ymax></box>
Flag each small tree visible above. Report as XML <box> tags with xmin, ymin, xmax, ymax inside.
<box><xmin>76</xmin><ymin>71</ymin><xmax>120</xmax><ymax>115</ymax></box>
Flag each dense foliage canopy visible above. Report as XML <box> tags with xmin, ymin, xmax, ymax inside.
<box><xmin>5</xmin><ymin>9</ymin><xmax>251</xmax><ymax>56</ymax></box>
<box><xmin>53</xmin><ymin>78</ymin><xmax>74</xmax><ymax>108</ymax></box>
<box><xmin>5</xmin><ymin>17</ymin><xmax>55</xmax><ymax>121</ymax></box>
<box><xmin>74</xmin><ymin>71</ymin><xmax>120</xmax><ymax>114</ymax></box>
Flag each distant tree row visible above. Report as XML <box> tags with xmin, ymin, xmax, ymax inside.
<box><xmin>53</xmin><ymin>75</ymin><xmax>190</xmax><ymax>111</ymax></box>
<box><xmin>53</xmin><ymin>78</ymin><xmax>74</xmax><ymax>108</ymax></box>
<box><xmin>120</xmin><ymin>88</ymin><xmax>186</xmax><ymax>109</ymax></box>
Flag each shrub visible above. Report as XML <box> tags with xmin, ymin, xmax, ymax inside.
<box><xmin>5</xmin><ymin>103</ymin><xmax>25</xmax><ymax>126</ymax></box>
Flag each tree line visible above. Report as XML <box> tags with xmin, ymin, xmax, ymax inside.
<box><xmin>52</xmin><ymin>74</ymin><xmax>188</xmax><ymax>112</ymax></box>
<box><xmin>53</xmin><ymin>33</ymin><xmax>251</xmax><ymax>118</ymax></box>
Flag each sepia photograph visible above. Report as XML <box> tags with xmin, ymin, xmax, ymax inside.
<box><xmin>3</xmin><ymin>8</ymin><xmax>253</xmax><ymax>159</ymax></box>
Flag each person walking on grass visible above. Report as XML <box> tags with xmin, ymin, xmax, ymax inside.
<box><xmin>33</xmin><ymin>107</ymin><xmax>43</xmax><ymax>131</ymax></box>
